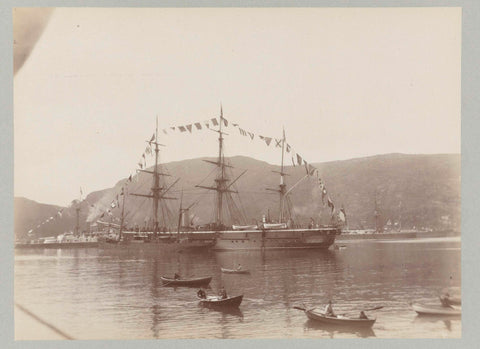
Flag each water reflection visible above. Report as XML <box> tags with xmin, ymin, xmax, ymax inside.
<box><xmin>413</xmin><ymin>315</ymin><xmax>460</xmax><ymax>331</ymax></box>
<box><xmin>15</xmin><ymin>238</ymin><xmax>461</xmax><ymax>339</ymax></box>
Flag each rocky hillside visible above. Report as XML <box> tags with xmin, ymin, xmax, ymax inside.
<box><xmin>14</xmin><ymin>153</ymin><xmax>460</xmax><ymax>239</ymax></box>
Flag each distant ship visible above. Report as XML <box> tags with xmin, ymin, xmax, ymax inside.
<box><xmin>15</xmin><ymin>203</ymin><xmax>99</xmax><ymax>249</ymax></box>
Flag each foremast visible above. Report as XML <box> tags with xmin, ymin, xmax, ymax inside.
<box><xmin>131</xmin><ymin>117</ymin><xmax>178</xmax><ymax>235</ymax></box>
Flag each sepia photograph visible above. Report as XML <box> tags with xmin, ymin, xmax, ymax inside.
<box><xmin>11</xmin><ymin>6</ymin><xmax>464</xmax><ymax>341</ymax></box>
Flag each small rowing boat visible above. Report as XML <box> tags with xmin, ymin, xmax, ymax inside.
<box><xmin>160</xmin><ymin>276</ymin><xmax>212</xmax><ymax>287</ymax></box>
<box><xmin>412</xmin><ymin>303</ymin><xmax>461</xmax><ymax>316</ymax></box>
<box><xmin>221</xmin><ymin>267</ymin><xmax>250</xmax><ymax>274</ymax></box>
<box><xmin>294</xmin><ymin>305</ymin><xmax>378</xmax><ymax>328</ymax></box>
<box><xmin>305</xmin><ymin>309</ymin><xmax>376</xmax><ymax>328</ymax></box>
<box><xmin>198</xmin><ymin>295</ymin><xmax>243</xmax><ymax>308</ymax></box>
<box><xmin>439</xmin><ymin>295</ymin><xmax>461</xmax><ymax>306</ymax></box>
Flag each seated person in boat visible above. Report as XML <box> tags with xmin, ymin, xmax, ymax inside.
<box><xmin>218</xmin><ymin>287</ymin><xmax>228</xmax><ymax>299</ymax></box>
<box><xmin>174</xmin><ymin>273</ymin><xmax>180</xmax><ymax>280</ymax></box>
<box><xmin>197</xmin><ymin>288</ymin><xmax>206</xmax><ymax>299</ymax></box>
<box><xmin>236</xmin><ymin>263</ymin><xmax>242</xmax><ymax>271</ymax></box>
<box><xmin>324</xmin><ymin>300</ymin><xmax>336</xmax><ymax>317</ymax></box>
<box><xmin>359</xmin><ymin>311</ymin><xmax>368</xmax><ymax>319</ymax></box>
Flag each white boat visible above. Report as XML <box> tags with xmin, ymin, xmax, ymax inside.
<box><xmin>412</xmin><ymin>303</ymin><xmax>461</xmax><ymax>316</ymax></box>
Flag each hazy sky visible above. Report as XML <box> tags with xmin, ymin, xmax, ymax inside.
<box><xmin>14</xmin><ymin>7</ymin><xmax>461</xmax><ymax>206</ymax></box>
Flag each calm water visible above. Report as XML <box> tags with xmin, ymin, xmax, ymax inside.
<box><xmin>14</xmin><ymin>237</ymin><xmax>461</xmax><ymax>339</ymax></box>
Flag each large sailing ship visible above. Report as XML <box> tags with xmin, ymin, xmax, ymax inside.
<box><xmin>100</xmin><ymin>109</ymin><xmax>341</xmax><ymax>251</ymax></box>
<box><xmin>99</xmin><ymin>119</ymin><xmax>216</xmax><ymax>252</ymax></box>
<box><xmin>194</xmin><ymin>108</ymin><xmax>341</xmax><ymax>251</ymax></box>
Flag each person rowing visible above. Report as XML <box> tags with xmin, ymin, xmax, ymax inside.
<box><xmin>174</xmin><ymin>272</ymin><xmax>180</xmax><ymax>280</ymax></box>
<box><xmin>197</xmin><ymin>288</ymin><xmax>206</xmax><ymax>299</ymax></box>
<box><xmin>359</xmin><ymin>310</ymin><xmax>368</xmax><ymax>319</ymax></box>
<box><xmin>236</xmin><ymin>263</ymin><xmax>242</xmax><ymax>271</ymax></box>
<box><xmin>324</xmin><ymin>300</ymin><xmax>336</xmax><ymax>317</ymax></box>
<box><xmin>218</xmin><ymin>286</ymin><xmax>228</xmax><ymax>299</ymax></box>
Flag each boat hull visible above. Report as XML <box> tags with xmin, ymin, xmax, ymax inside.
<box><xmin>212</xmin><ymin>227</ymin><xmax>339</xmax><ymax>251</ymax></box>
<box><xmin>99</xmin><ymin>232</ymin><xmax>215</xmax><ymax>252</ymax></box>
<box><xmin>160</xmin><ymin>276</ymin><xmax>212</xmax><ymax>287</ymax></box>
<box><xmin>412</xmin><ymin>303</ymin><xmax>461</xmax><ymax>316</ymax></box>
<box><xmin>221</xmin><ymin>268</ymin><xmax>250</xmax><ymax>274</ymax></box>
<box><xmin>337</xmin><ymin>231</ymin><xmax>418</xmax><ymax>241</ymax></box>
<box><xmin>305</xmin><ymin>309</ymin><xmax>376</xmax><ymax>328</ymax></box>
<box><xmin>15</xmin><ymin>241</ymin><xmax>99</xmax><ymax>249</ymax></box>
<box><xmin>199</xmin><ymin>295</ymin><xmax>243</xmax><ymax>308</ymax></box>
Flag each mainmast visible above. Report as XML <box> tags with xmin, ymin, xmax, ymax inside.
<box><xmin>196</xmin><ymin>106</ymin><xmax>244</xmax><ymax>229</ymax></box>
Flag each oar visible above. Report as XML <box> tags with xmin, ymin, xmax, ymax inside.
<box><xmin>293</xmin><ymin>306</ymin><xmax>306</xmax><ymax>311</ymax></box>
<box><xmin>362</xmin><ymin>306</ymin><xmax>384</xmax><ymax>311</ymax></box>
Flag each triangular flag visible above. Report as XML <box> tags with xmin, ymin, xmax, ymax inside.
<box><xmin>297</xmin><ymin>154</ymin><xmax>303</xmax><ymax>166</ymax></box>
<box><xmin>275</xmin><ymin>139</ymin><xmax>282</xmax><ymax>148</ymax></box>
<box><xmin>162</xmin><ymin>129</ymin><xmax>168</xmax><ymax>135</ymax></box>
<box><xmin>264</xmin><ymin>137</ymin><xmax>272</xmax><ymax>146</ymax></box>
<box><xmin>195</xmin><ymin>122</ymin><xmax>202</xmax><ymax>130</ymax></box>
<box><xmin>179</xmin><ymin>126</ymin><xmax>187</xmax><ymax>132</ymax></box>
<box><xmin>248</xmin><ymin>132</ymin><xmax>254</xmax><ymax>140</ymax></box>
<box><xmin>149</xmin><ymin>134</ymin><xmax>155</xmax><ymax>142</ymax></box>
<box><xmin>211</xmin><ymin>118</ymin><xmax>219</xmax><ymax>126</ymax></box>
<box><xmin>186</xmin><ymin>124</ymin><xmax>193</xmax><ymax>133</ymax></box>
<box><xmin>286</xmin><ymin>144</ymin><xmax>291</xmax><ymax>153</ymax></box>
<box><xmin>223</xmin><ymin>118</ymin><xmax>228</xmax><ymax>127</ymax></box>
<box><xmin>170</xmin><ymin>127</ymin><xmax>176</xmax><ymax>131</ymax></box>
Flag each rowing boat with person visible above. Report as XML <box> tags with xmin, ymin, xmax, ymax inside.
<box><xmin>160</xmin><ymin>276</ymin><xmax>212</xmax><ymax>287</ymax></box>
<box><xmin>294</xmin><ymin>304</ymin><xmax>381</xmax><ymax>328</ymax></box>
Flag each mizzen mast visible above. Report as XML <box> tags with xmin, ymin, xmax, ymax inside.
<box><xmin>267</xmin><ymin>128</ymin><xmax>289</xmax><ymax>223</ymax></box>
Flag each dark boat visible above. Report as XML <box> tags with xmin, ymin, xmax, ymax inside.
<box><xmin>220</xmin><ymin>267</ymin><xmax>250</xmax><ymax>274</ymax></box>
<box><xmin>198</xmin><ymin>295</ymin><xmax>243</xmax><ymax>308</ymax></box>
<box><xmin>302</xmin><ymin>308</ymin><xmax>376</xmax><ymax>328</ymax></box>
<box><xmin>160</xmin><ymin>276</ymin><xmax>212</xmax><ymax>287</ymax></box>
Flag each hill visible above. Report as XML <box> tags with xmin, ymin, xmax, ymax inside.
<box><xmin>14</xmin><ymin>153</ymin><xmax>460</xmax><ymax>239</ymax></box>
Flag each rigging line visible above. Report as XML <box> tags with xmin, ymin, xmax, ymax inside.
<box><xmin>196</xmin><ymin>165</ymin><xmax>220</xmax><ymax>187</ymax></box>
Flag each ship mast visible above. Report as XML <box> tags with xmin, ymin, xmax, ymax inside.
<box><xmin>267</xmin><ymin>128</ymin><xmax>288</xmax><ymax>223</ymax></box>
<box><xmin>75</xmin><ymin>206</ymin><xmax>80</xmax><ymax>235</ymax></box>
<box><xmin>131</xmin><ymin>117</ymin><xmax>178</xmax><ymax>236</ymax></box>
<box><xmin>119</xmin><ymin>187</ymin><xmax>126</xmax><ymax>240</ymax></box>
<box><xmin>196</xmin><ymin>106</ymin><xmax>245</xmax><ymax>229</ymax></box>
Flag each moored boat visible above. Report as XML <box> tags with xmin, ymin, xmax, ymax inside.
<box><xmin>220</xmin><ymin>267</ymin><xmax>250</xmax><ymax>274</ymax></box>
<box><xmin>160</xmin><ymin>276</ymin><xmax>212</xmax><ymax>287</ymax></box>
<box><xmin>412</xmin><ymin>303</ymin><xmax>461</xmax><ymax>316</ymax></box>
<box><xmin>198</xmin><ymin>294</ymin><xmax>243</xmax><ymax>308</ymax></box>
